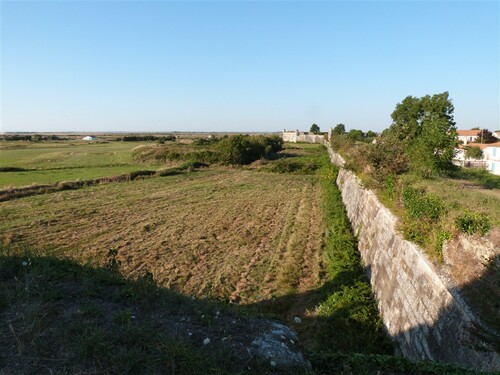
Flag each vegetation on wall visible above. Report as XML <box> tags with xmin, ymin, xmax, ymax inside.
<box><xmin>329</xmin><ymin>92</ymin><xmax>497</xmax><ymax>261</ymax></box>
<box><xmin>312</xmin><ymin>157</ymin><xmax>393</xmax><ymax>354</ymax></box>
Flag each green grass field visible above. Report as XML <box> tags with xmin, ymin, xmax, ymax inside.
<box><xmin>0</xmin><ymin>141</ymin><xmax>156</xmax><ymax>188</ymax></box>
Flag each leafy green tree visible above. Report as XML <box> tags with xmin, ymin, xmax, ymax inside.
<box><xmin>347</xmin><ymin>129</ymin><xmax>365</xmax><ymax>141</ymax></box>
<box><xmin>332</xmin><ymin>123</ymin><xmax>346</xmax><ymax>135</ymax></box>
<box><xmin>310</xmin><ymin>123</ymin><xmax>320</xmax><ymax>134</ymax></box>
<box><xmin>366</xmin><ymin>130</ymin><xmax>377</xmax><ymax>138</ymax></box>
<box><xmin>388</xmin><ymin>91</ymin><xmax>457</xmax><ymax>176</ymax></box>
<box><xmin>464</xmin><ymin>146</ymin><xmax>483</xmax><ymax>160</ymax></box>
<box><xmin>215</xmin><ymin>134</ymin><xmax>282</xmax><ymax>165</ymax></box>
<box><xmin>476</xmin><ymin>129</ymin><xmax>497</xmax><ymax>144</ymax></box>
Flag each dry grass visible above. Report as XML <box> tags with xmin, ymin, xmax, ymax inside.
<box><xmin>1</xmin><ymin>169</ymin><xmax>323</xmax><ymax>307</ymax></box>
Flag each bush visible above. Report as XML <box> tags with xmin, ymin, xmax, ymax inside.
<box><xmin>400</xmin><ymin>220</ymin><xmax>433</xmax><ymax>246</ymax></box>
<box><xmin>215</xmin><ymin>135</ymin><xmax>282</xmax><ymax>165</ymax></box>
<box><xmin>330</xmin><ymin>134</ymin><xmax>354</xmax><ymax>153</ymax></box>
<box><xmin>455</xmin><ymin>211</ymin><xmax>491</xmax><ymax>236</ymax></box>
<box><xmin>267</xmin><ymin>158</ymin><xmax>319</xmax><ymax>174</ymax></box>
<box><xmin>436</xmin><ymin>230</ymin><xmax>451</xmax><ymax>259</ymax></box>
<box><xmin>365</xmin><ymin>138</ymin><xmax>408</xmax><ymax>183</ymax></box>
<box><xmin>402</xmin><ymin>187</ymin><xmax>443</xmax><ymax>221</ymax></box>
<box><xmin>192</xmin><ymin>137</ymin><xmax>219</xmax><ymax>146</ymax></box>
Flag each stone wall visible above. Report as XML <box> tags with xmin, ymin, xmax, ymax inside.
<box><xmin>283</xmin><ymin>130</ymin><xmax>299</xmax><ymax>143</ymax></box>
<box><xmin>296</xmin><ymin>134</ymin><xmax>324</xmax><ymax>144</ymax></box>
<box><xmin>328</xmin><ymin>146</ymin><xmax>499</xmax><ymax>371</ymax></box>
<box><xmin>282</xmin><ymin>130</ymin><xmax>324</xmax><ymax>144</ymax></box>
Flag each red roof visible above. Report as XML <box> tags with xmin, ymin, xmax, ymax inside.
<box><xmin>457</xmin><ymin>130</ymin><xmax>479</xmax><ymax>136</ymax></box>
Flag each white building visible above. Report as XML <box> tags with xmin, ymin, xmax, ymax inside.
<box><xmin>454</xmin><ymin>142</ymin><xmax>500</xmax><ymax>176</ymax></box>
<box><xmin>456</xmin><ymin>130</ymin><xmax>479</xmax><ymax>144</ymax></box>
<box><xmin>82</xmin><ymin>136</ymin><xmax>97</xmax><ymax>141</ymax></box>
<box><xmin>484</xmin><ymin>142</ymin><xmax>500</xmax><ymax>175</ymax></box>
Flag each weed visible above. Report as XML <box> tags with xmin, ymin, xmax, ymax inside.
<box><xmin>402</xmin><ymin>186</ymin><xmax>444</xmax><ymax>221</ymax></box>
<box><xmin>435</xmin><ymin>230</ymin><xmax>452</xmax><ymax>259</ymax></box>
<box><xmin>455</xmin><ymin>211</ymin><xmax>491</xmax><ymax>236</ymax></box>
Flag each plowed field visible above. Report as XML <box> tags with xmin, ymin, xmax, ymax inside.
<box><xmin>1</xmin><ymin>169</ymin><xmax>323</xmax><ymax>306</ymax></box>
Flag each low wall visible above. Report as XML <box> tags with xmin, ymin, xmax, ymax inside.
<box><xmin>282</xmin><ymin>131</ymin><xmax>324</xmax><ymax>144</ymax></box>
<box><xmin>327</xmin><ymin>146</ymin><xmax>499</xmax><ymax>371</ymax></box>
<box><xmin>296</xmin><ymin>134</ymin><xmax>324</xmax><ymax>144</ymax></box>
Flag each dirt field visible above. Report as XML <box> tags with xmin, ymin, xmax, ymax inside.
<box><xmin>1</xmin><ymin>169</ymin><xmax>323</xmax><ymax>307</ymax></box>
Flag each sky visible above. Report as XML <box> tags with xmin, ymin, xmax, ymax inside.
<box><xmin>1</xmin><ymin>0</ymin><xmax>499</xmax><ymax>133</ymax></box>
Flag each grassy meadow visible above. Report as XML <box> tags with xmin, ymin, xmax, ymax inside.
<box><xmin>0</xmin><ymin>140</ymin><xmax>154</xmax><ymax>188</ymax></box>
<box><xmin>1</xmin><ymin>139</ymin><xmax>482</xmax><ymax>374</ymax></box>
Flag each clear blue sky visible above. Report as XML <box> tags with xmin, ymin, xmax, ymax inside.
<box><xmin>1</xmin><ymin>0</ymin><xmax>499</xmax><ymax>133</ymax></box>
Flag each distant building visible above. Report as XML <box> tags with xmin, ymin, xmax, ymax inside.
<box><xmin>456</xmin><ymin>130</ymin><xmax>479</xmax><ymax>144</ymax></box>
<box><xmin>484</xmin><ymin>142</ymin><xmax>500</xmax><ymax>175</ymax></box>
<box><xmin>82</xmin><ymin>136</ymin><xmax>97</xmax><ymax>141</ymax></box>
<box><xmin>454</xmin><ymin>142</ymin><xmax>500</xmax><ymax>176</ymax></box>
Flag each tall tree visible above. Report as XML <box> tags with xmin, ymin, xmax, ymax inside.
<box><xmin>388</xmin><ymin>92</ymin><xmax>457</xmax><ymax>176</ymax></box>
<box><xmin>476</xmin><ymin>129</ymin><xmax>497</xmax><ymax>144</ymax></box>
<box><xmin>366</xmin><ymin>130</ymin><xmax>377</xmax><ymax>138</ymax></box>
<box><xmin>347</xmin><ymin>129</ymin><xmax>365</xmax><ymax>141</ymax></box>
<box><xmin>464</xmin><ymin>146</ymin><xmax>483</xmax><ymax>160</ymax></box>
<box><xmin>332</xmin><ymin>123</ymin><xmax>346</xmax><ymax>135</ymax></box>
<box><xmin>310</xmin><ymin>123</ymin><xmax>320</xmax><ymax>134</ymax></box>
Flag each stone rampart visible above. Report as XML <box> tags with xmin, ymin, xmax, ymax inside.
<box><xmin>328</xmin><ymin>146</ymin><xmax>499</xmax><ymax>371</ymax></box>
<box><xmin>296</xmin><ymin>134</ymin><xmax>324</xmax><ymax>144</ymax></box>
<box><xmin>282</xmin><ymin>130</ymin><xmax>324</xmax><ymax>144</ymax></box>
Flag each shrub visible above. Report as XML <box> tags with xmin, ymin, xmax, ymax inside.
<box><xmin>215</xmin><ymin>135</ymin><xmax>282</xmax><ymax>165</ymax></box>
<box><xmin>267</xmin><ymin>158</ymin><xmax>319</xmax><ymax>174</ymax></box>
<box><xmin>436</xmin><ymin>230</ymin><xmax>451</xmax><ymax>259</ymax></box>
<box><xmin>192</xmin><ymin>137</ymin><xmax>219</xmax><ymax>146</ymax></box>
<box><xmin>384</xmin><ymin>175</ymin><xmax>397</xmax><ymax>200</ymax></box>
<box><xmin>454</xmin><ymin>211</ymin><xmax>491</xmax><ymax>236</ymax></box>
<box><xmin>330</xmin><ymin>134</ymin><xmax>353</xmax><ymax>153</ymax></box>
<box><xmin>186</xmin><ymin>150</ymin><xmax>219</xmax><ymax>164</ymax></box>
<box><xmin>400</xmin><ymin>220</ymin><xmax>433</xmax><ymax>246</ymax></box>
<box><xmin>268</xmin><ymin>159</ymin><xmax>300</xmax><ymax>173</ymax></box>
<box><xmin>402</xmin><ymin>187</ymin><xmax>443</xmax><ymax>221</ymax></box>
<box><xmin>365</xmin><ymin>138</ymin><xmax>408</xmax><ymax>183</ymax></box>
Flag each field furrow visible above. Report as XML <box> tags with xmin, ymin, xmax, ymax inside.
<box><xmin>1</xmin><ymin>169</ymin><xmax>324</xmax><ymax>306</ymax></box>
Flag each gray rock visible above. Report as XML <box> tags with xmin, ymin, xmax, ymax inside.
<box><xmin>248</xmin><ymin>322</ymin><xmax>311</xmax><ymax>370</ymax></box>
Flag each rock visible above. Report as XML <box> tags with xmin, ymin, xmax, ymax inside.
<box><xmin>248</xmin><ymin>322</ymin><xmax>311</xmax><ymax>370</ymax></box>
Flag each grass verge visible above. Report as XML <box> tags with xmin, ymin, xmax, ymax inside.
<box><xmin>309</xmin><ymin>153</ymin><xmax>393</xmax><ymax>354</ymax></box>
